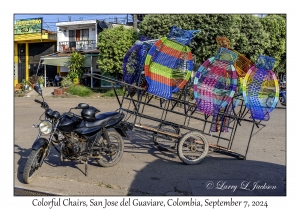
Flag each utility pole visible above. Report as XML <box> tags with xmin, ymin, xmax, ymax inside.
<box><xmin>133</xmin><ymin>14</ymin><xmax>137</xmax><ymax>30</ymax></box>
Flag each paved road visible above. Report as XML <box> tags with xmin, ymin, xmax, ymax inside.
<box><xmin>14</xmin><ymin>93</ymin><xmax>286</xmax><ymax>196</ymax></box>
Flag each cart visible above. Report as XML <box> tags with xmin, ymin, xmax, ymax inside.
<box><xmin>88</xmin><ymin>73</ymin><xmax>267</xmax><ymax>165</ymax></box>
<box><xmin>88</xmin><ymin>28</ymin><xmax>277</xmax><ymax>165</ymax></box>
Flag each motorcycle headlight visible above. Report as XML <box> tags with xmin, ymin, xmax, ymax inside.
<box><xmin>39</xmin><ymin>120</ymin><xmax>53</xmax><ymax>134</ymax></box>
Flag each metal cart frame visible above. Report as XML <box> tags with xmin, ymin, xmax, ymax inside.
<box><xmin>89</xmin><ymin>73</ymin><xmax>266</xmax><ymax>165</ymax></box>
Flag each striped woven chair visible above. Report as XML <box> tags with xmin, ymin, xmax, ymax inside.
<box><xmin>144</xmin><ymin>27</ymin><xmax>199</xmax><ymax>99</ymax></box>
<box><xmin>193</xmin><ymin>47</ymin><xmax>238</xmax><ymax>116</ymax></box>
<box><xmin>242</xmin><ymin>55</ymin><xmax>279</xmax><ymax>121</ymax></box>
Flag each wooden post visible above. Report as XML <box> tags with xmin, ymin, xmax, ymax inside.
<box><xmin>44</xmin><ymin>65</ymin><xmax>47</xmax><ymax>87</ymax></box>
<box><xmin>133</xmin><ymin>14</ymin><xmax>137</xmax><ymax>31</ymax></box>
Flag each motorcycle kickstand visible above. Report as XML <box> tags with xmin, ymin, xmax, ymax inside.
<box><xmin>85</xmin><ymin>159</ymin><xmax>89</xmax><ymax>176</ymax></box>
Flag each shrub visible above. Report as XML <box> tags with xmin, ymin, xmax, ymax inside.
<box><xmin>66</xmin><ymin>85</ymin><xmax>93</xmax><ymax>97</ymax></box>
<box><xmin>61</xmin><ymin>77</ymin><xmax>74</xmax><ymax>88</ymax></box>
<box><xmin>66</xmin><ymin>52</ymin><xmax>85</xmax><ymax>80</ymax></box>
<box><xmin>101</xmin><ymin>88</ymin><xmax>124</xmax><ymax>97</ymax></box>
<box><xmin>97</xmin><ymin>26</ymin><xmax>137</xmax><ymax>77</ymax></box>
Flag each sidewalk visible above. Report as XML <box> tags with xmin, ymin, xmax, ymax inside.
<box><xmin>26</xmin><ymin>86</ymin><xmax>56</xmax><ymax>97</ymax></box>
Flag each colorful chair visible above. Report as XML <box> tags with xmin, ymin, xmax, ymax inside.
<box><xmin>122</xmin><ymin>36</ymin><xmax>152</xmax><ymax>86</ymax></box>
<box><xmin>242</xmin><ymin>55</ymin><xmax>279</xmax><ymax>121</ymax></box>
<box><xmin>216</xmin><ymin>37</ymin><xmax>254</xmax><ymax>96</ymax></box>
<box><xmin>144</xmin><ymin>26</ymin><xmax>199</xmax><ymax>99</ymax></box>
<box><xmin>194</xmin><ymin>47</ymin><xmax>238</xmax><ymax>116</ymax></box>
<box><xmin>209</xmin><ymin>37</ymin><xmax>253</xmax><ymax>132</ymax></box>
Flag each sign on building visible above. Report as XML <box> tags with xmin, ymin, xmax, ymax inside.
<box><xmin>14</xmin><ymin>18</ymin><xmax>43</xmax><ymax>35</ymax></box>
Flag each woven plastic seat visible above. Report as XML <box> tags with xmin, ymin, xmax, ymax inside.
<box><xmin>122</xmin><ymin>36</ymin><xmax>153</xmax><ymax>86</ymax></box>
<box><xmin>144</xmin><ymin>27</ymin><xmax>199</xmax><ymax>99</ymax></box>
<box><xmin>242</xmin><ymin>55</ymin><xmax>279</xmax><ymax>121</ymax></box>
<box><xmin>216</xmin><ymin>37</ymin><xmax>254</xmax><ymax>97</ymax></box>
<box><xmin>193</xmin><ymin>47</ymin><xmax>238</xmax><ymax>116</ymax></box>
<box><xmin>216</xmin><ymin>37</ymin><xmax>254</xmax><ymax>78</ymax></box>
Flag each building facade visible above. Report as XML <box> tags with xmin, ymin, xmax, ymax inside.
<box><xmin>14</xmin><ymin>17</ymin><xmax>57</xmax><ymax>86</ymax></box>
<box><xmin>40</xmin><ymin>19</ymin><xmax>112</xmax><ymax>88</ymax></box>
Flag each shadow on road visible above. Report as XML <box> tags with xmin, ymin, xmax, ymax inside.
<box><xmin>15</xmin><ymin>144</ymin><xmax>88</xmax><ymax>184</ymax></box>
<box><xmin>127</xmin><ymin>155</ymin><xmax>286</xmax><ymax>196</ymax></box>
<box><xmin>123</xmin><ymin>130</ymin><xmax>286</xmax><ymax>196</ymax></box>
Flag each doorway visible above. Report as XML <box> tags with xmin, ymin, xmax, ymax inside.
<box><xmin>18</xmin><ymin>44</ymin><xmax>26</xmax><ymax>83</ymax></box>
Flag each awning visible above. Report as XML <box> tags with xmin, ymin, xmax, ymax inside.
<box><xmin>42</xmin><ymin>56</ymin><xmax>69</xmax><ymax>66</ymax></box>
<box><xmin>41</xmin><ymin>56</ymin><xmax>92</xmax><ymax>67</ymax></box>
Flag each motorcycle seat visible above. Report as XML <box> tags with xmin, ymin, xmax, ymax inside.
<box><xmin>84</xmin><ymin>112</ymin><xmax>121</xmax><ymax>128</ymax></box>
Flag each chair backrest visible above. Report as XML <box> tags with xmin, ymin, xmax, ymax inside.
<box><xmin>144</xmin><ymin>37</ymin><xmax>194</xmax><ymax>99</ymax></box>
<box><xmin>122</xmin><ymin>36</ymin><xmax>153</xmax><ymax>85</ymax></box>
<box><xmin>242</xmin><ymin>55</ymin><xmax>279</xmax><ymax>121</ymax></box>
<box><xmin>141</xmin><ymin>26</ymin><xmax>200</xmax><ymax>99</ymax></box>
<box><xmin>194</xmin><ymin>47</ymin><xmax>238</xmax><ymax>115</ymax></box>
<box><xmin>216</xmin><ymin>36</ymin><xmax>254</xmax><ymax>78</ymax></box>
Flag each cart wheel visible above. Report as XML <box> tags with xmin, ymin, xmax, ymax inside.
<box><xmin>153</xmin><ymin>124</ymin><xmax>180</xmax><ymax>152</ymax></box>
<box><xmin>177</xmin><ymin>131</ymin><xmax>209</xmax><ymax>165</ymax></box>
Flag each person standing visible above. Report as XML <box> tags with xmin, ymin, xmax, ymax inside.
<box><xmin>54</xmin><ymin>73</ymin><xmax>62</xmax><ymax>87</ymax></box>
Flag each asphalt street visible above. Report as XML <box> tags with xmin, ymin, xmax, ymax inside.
<box><xmin>14</xmin><ymin>88</ymin><xmax>286</xmax><ymax>196</ymax></box>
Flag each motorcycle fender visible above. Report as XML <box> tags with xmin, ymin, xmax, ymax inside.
<box><xmin>114</xmin><ymin>123</ymin><xmax>128</xmax><ymax>137</ymax></box>
<box><xmin>32</xmin><ymin>138</ymin><xmax>49</xmax><ymax>150</ymax></box>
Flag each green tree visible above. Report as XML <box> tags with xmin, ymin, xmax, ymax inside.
<box><xmin>66</xmin><ymin>51</ymin><xmax>85</xmax><ymax>81</ymax></box>
<box><xmin>233</xmin><ymin>15</ymin><xmax>270</xmax><ymax>63</ymax></box>
<box><xmin>260</xmin><ymin>15</ymin><xmax>286</xmax><ymax>73</ymax></box>
<box><xmin>139</xmin><ymin>14</ymin><xmax>242</xmax><ymax>63</ymax></box>
<box><xmin>97</xmin><ymin>26</ymin><xmax>137</xmax><ymax>77</ymax></box>
<box><xmin>138</xmin><ymin>14</ymin><xmax>285</xmax><ymax>70</ymax></box>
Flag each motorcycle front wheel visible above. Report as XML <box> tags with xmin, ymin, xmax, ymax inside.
<box><xmin>95</xmin><ymin>131</ymin><xmax>124</xmax><ymax>167</ymax></box>
<box><xmin>23</xmin><ymin>147</ymin><xmax>44</xmax><ymax>184</ymax></box>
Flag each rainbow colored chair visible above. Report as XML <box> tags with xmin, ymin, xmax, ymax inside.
<box><xmin>194</xmin><ymin>47</ymin><xmax>238</xmax><ymax>116</ymax></box>
<box><xmin>216</xmin><ymin>37</ymin><xmax>254</xmax><ymax>96</ymax></box>
<box><xmin>144</xmin><ymin>26</ymin><xmax>200</xmax><ymax>99</ymax></box>
<box><xmin>209</xmin><ymin>37</ymin><xmax>254</xmax><ymax>132</ymax></box>
<box><xmin>242</xmin><ymin>55</ymin><xmax>279</xmax><ymax>121</ymax></box>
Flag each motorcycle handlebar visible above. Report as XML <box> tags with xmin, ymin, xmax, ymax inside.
<box><xmin>34</xmin><ymin>99</ymin><xmax>49</xmax><ymax>109</ymax></box>
<box><xmin>34</xmin><ymin>99</ymin><xmax>43</xmax><ymax>104</ymax></box>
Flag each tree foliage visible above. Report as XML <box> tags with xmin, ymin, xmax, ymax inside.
<box><xmin>66</xmin><ymin>51</ymin><xmax>85</xmax><ymax>80</ymax></box>
<box><xmin>260</xmin><ymin>15</ymin><xmax>286</xmax><ymax>73</ymax></box>
<box><xmin>138</xmin><ymin>14</ymin><xmax>286</xmax><ymax>73</ymax></box>
<box><xmin>97</xmin><ymin>26</ymin><xmax>137</xmax><ymax>77</ymax></box>
<box><xmin>233</xmin><ymin>15</ymin><xmax>270</xmax><ymax>62</ymax></box>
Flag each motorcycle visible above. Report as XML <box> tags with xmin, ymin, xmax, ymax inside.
<box><xmin>266</xmin><ymin>80</ymin><xmax>286</xmax><ymax>107</ymax></box>
<box><xmin>23</xmin><ymin>84</ymin><xmax>128</xmax><ymax>184</ymax></box>
<box><xmin>279</xmin><ymin>81</ymin><xmax>286</xmax><ymax>106</ymax></box>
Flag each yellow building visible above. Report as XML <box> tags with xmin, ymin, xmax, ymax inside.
<box><xmin>14</xmin><ymin>17</ymin><xmax>57</xmax><ymax>86</ymax></box>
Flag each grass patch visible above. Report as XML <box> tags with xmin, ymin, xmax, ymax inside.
<box><xmin>100</xmin><ymin>88</ymin><xmax>124</xmax><ymax>97</ymax></box>
<box><xmin>66</xmin><ymin>85</ymin><xmax>93</xmax><ymax>97</ymax></box>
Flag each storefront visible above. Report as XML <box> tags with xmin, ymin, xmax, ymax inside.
<box><xmin>41</xmin><ymin>50</ymin><xmax>101</xmax><ymax>88</ymax></box>
<box><xmin>14</xmin><ymin>17</ymin><xmax>57</xmax><ymax>86</ymax></box>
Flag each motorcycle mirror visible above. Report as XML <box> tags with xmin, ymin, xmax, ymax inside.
<box><xmin>34</xmin><ymin>84</ymin><xmax>43</xmax><ymax>95</ymax></box>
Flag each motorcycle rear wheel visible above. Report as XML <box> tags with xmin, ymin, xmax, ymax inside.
<box><xmin>23</xmin><ymin>147</ymin><xmax>44</xmax><ymax>184</ymax></box>
<box><xmin>95</xmin><ymin>131</ymin><xmax>124</xmax><ymax>167</ymax></box>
